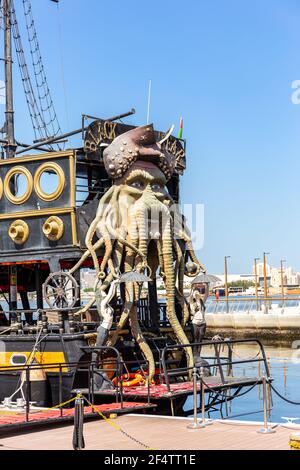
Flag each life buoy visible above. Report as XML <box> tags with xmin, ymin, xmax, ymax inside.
<box><xmin>112</xmin><ymin>373</ymin><xmax>145</xmax><ymax>388</ymax></box>
<box><xmin>112</xmin><ymin>368</ymin><xmax>162</xmax><ymax>388</ymax></box>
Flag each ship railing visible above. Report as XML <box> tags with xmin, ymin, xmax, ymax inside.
<box><xmin>80</xmin><ymin>346</ymin><xmax>152</xmax><ymax>405</ymax></box>
<box><xmin>160</xmin><ymin>338</ymin><xmax>270</xmax><ymax>393</ymax></box>
<box><xmin>0</xmin><ymin>346</ymin><xmax>130</xmax><ymax>422</ymax></box>
<box><xmin>205</xmin><ymin>296</ymin><xmax>300</xmax><ymax>314</ymax></box>
<box><xmin>0</xmin><ymin>306</ymin><xmax>102</xmax><ymax>334</ymax></box>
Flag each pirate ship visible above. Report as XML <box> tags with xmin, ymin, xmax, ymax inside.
<box><xmin>0</xmin><ymin>0</ymin><xmax>269</xmax><ymax>418</ymax></box>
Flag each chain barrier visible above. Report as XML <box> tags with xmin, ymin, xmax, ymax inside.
<box><xmin>269</xmin><ymin>382</ymin><xmax>300</xmax><ymax>406</ymax></box>
<box><xmin>82</xmin><ymin>396</ymin><xmax>155</xmax><ymax>450</ymax></box>
<box><xmin>29</xmin><ymin>392</ymin><xmax>155</xmax><ymax>450</ymax></box>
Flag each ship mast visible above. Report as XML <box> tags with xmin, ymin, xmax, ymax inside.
<box><xmin>3</xmin><ymin>0</ymin><xmax>16</xmax><ymax>159</ymax></box>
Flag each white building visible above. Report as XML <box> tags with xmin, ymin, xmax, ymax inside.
<box><xmin>81</xmin><ymin>270</ymin><xmax>97</xmax><ymax>289</ymax></box>
<box><xmin>253</xmin><ymin>262</ymin><xmax>271</xmax><ymax>278</ymax></box>
<box><xmin>265</xmin><ymin>265</ymin><xmax>299</xmax><ymax>288</ymax></box>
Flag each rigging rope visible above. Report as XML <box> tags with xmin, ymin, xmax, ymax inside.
<box><xmin>8</xmin><ymin>326</ymin><xmax>46</xmax><ymax>401</ymax></box>
<box><xmin>11</xmin><ymin>0</ymin><xmax>52</xmax><ymax>144</ymax></box>
<box><xmin>22</xmin><ymin>0</ymin><xmax>62</xmax><ymax>144</ymax></box>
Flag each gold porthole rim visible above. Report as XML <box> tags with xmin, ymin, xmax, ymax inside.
<box><xmin>8</xmin><ymin>219</ymin><xmax>30</xmax><ymax>245</ymax></box>
<box><xmin>4</xmin><ymin>166</ymin><xmax>33</xmax><ymax>205</ymax></box>
<box><xmin>34</xmin><ymin>162</ymin><xmax>65</xmax><ymax>202</ymax></box>
<box><xmin>0</xmin><ymin>178</ymin><xmax>3</xmax><ymax>200</ymax></box>
<box><xmin>42</xmin><ymin>216</ymin><xmax>64</xmax><ymax>241</ymax></box>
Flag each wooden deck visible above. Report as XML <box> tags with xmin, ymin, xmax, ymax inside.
<box><xmin>0</xmin><ymin>402</ymin><xmax>155</xmax><ymax>434</ymax></box>
<box><xmin>0</xmin><ymin>414</ymin><xmax>298</xmax><ymax>450</ymax></box>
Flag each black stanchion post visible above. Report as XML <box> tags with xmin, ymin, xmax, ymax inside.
<box><xmin>88</xmin><ymin>361</ymin><xmax>91</xmax><ymax>404</ymax></box>
<box><xmin>91</xmin><ymin>362</ymin><xmax>95</xmax><ymax>406</ymax></box>
<box><xmin>25</xmin><ymin>366</ymin><xmax>30</xmax><ymax>422</ymax></box>
<box><xmin>73</xmin><ymin>392</ymin><xmax>85</xmax><ymax>450</ymax></box>
<box><xmin>59</xmin><ymin>363</ymin><xmax>63</xmax><ymax>418</ymax></box>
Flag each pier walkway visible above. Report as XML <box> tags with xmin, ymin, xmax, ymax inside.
<box><xmin>0</xmin><ymin>414</ymin><xmax>298</xmax><ymax>450</ymax></box>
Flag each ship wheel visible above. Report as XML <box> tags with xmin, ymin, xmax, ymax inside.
<box><xmin>43</xmin><ymin>272</ymin><xmax>79</xmax><ymax>309</ymax></box>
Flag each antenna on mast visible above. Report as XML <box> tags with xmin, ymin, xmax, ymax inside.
<box><xmin>147</xmin><ymin>79</ymin><xmax>151</xmax><ymax>124</ymax></box>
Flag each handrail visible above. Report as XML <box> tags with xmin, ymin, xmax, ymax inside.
<box><xmin>161</xmin><ymin>338</ymin><xmax>270</xmax><ymax>392</ymax></box>
<box><xmin>0</xmin><ymin>347</ymin><xmax>154</xmax><ymax>418</ymax></box>
<box><xmin>205</xmin><ymin>296</ymin><xmax>300</xmax><ymax>315</ymax></box>
<box><xmin>0</xmin><ymin>345</ymin><xmax>126</xmax><ymax>421</ymax></box>
<box><xmin>208</xmin><ymin>296</ymin><xmax>300</xmax><ymax>302</ymax></box>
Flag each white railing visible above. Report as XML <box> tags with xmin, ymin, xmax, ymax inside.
<box><xmin>205</xmin><ymin>297</ymin><xmax>300</xmax><ymax>314</ymax></box>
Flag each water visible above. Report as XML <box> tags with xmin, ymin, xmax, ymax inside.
<box><xmin>185</xmin><ymin>344</ymin><xmax>300</xmax><ymax>423</ymax></box>
<box><xmin>0</xmin><ymin>300</ymin><xmax>39</xmax><ymax>321</ymax></box>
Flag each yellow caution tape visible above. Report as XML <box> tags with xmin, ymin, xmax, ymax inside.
<box><xmin>37</xmin><ymin>393</ymin><xmax>81</xmax><ymax>413</ymax></box>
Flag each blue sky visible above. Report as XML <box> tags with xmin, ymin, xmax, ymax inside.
<box><xmin>2</xmin><ymin>0</ymin><xmax>300</xmax><ymax>274</ymax></box>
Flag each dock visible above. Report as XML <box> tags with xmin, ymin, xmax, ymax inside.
<box><xmin>0</xmin><ymin>414</ymin><xmax>298</xmax><ymax>450</ymax></box>
<box><xmin>206</xmin><ymin>312</ymin><xmax>300</xmax><ymax>341</ymax></box>
<box><xmin>0</xmin><ymin>402</ymin><xmax>155</xmax><ymax>435</ymax></box>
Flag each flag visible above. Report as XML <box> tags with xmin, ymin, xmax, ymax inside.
<box><xmin>178</xmin><ymin>117</ymin><xmax>183</xmax><ymax>139</ymax></box>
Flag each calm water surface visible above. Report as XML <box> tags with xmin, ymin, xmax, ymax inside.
<box><xmin>185</xmin><ymin>344</ymin><xmax>300</xmax><ymax>423</ymax></box>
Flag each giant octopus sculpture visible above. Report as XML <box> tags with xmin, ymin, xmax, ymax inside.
<box><xmin>71</xmin><ymin>124</ymin><xmax>205</xmax><ymax>382</ymax></box>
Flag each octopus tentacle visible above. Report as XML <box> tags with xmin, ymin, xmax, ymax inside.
<box><xmin>107</xmin><ymin>251</ymin><xmax>135</xmax><ymax>347</ymax></box>
<box><xmin>156</xmin><ymin>238</ymin><xmax>165</xmax><ymax>278</ymax></box>
<box><xmin>108</xmin><ymin>220</ymin><xmax>140</xmax><ymax>347</ymax></box>
<box><xmin>161</xmin><ymin>219</ymin><xmax>193</xmax><ymax>376</ymax></box>
<box><xmin>130</xmin><ymin>282</ymin><xmax>155</xmax><ymax>383</ymax></box>
<box><xmin>164</xmin><ymin>194</ymin><xmax>206</xmax><ymax>272</ymax></box>
<box><xmin>69</xmin><ymin>237</ymin><xmax>104</xmax><ymax>275</ymax></box>
<box><xmin>91</xmin><ymin>189</ymin><xmax>121</xmax><ymax>277</ymax></box>
<box><xmin>173</xmin><ymin>239</ymin><xmax>190</xmax><ymax>326</ymax></box>
<box><xmin>97</xmin><ymin>221</ymin><xmax>117</xmax><ymax>278</ymax></box>
<box><xmin>75</xmin><ymin>272</ymin><xmax>115</xmax><ymax>317</ymax></box>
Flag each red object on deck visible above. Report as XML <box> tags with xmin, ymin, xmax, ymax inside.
<box><xmin>121</xmin><ymin>382</ymin><xmax>198</xmax><ymax>397</ymax></box>
<box><xmin>0</xmin><ymin>402</ymin><xmax>147</xmax><ymax>427</ymax></box>
<box><xmin>102</xmin><ymin>381</ymin><xmax>217</xmax><ymax>398</ymax></box>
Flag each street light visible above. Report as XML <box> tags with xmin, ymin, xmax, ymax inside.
<box><xmin>280</xmin><ymin>259</ymin><xmax>286</xmax><ymax>308</ymax></box>
<box><xmin>224</xmin><ymin>256</ymin><xmax>231</xmax><ymax>313</ymax></box>
<box><xmin>263</xmin><ymin>252</ymin><xmax>270</xmax><ymax>314</ymax></box>
<box><xmin>254</xmin><ymin>258</ymin><xmax>260</xmax><ymax>311</ymax></box>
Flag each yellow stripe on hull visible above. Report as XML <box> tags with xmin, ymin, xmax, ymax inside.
<box><xmin>0</xmin><ymin>352</ymin><xmax>68</xmax><ymax>372</ymax></box>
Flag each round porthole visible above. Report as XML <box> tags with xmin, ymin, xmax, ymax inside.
<box><xmin>34</xmin><ymin>162</ymin><xmax>65</xmax><ymax>202</ymax></box>
<box><xmin>10</xmin><ymin>354</ymin><xmax>27</xmax><ymax>366</ymax></box>
<box><xmin>4</xmin><ymin>166</ymin><xmax>33</xmax><ymax>204</ymax></box>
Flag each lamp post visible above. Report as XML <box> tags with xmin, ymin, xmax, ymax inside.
<box><xmin>280</xmin><ymin>259</ymin><xmax>286</xmax><ymax>309</ymax></box>
<box><xmin>224</xmin><ymin>256</ymin><xmax>231</xmax><ymax>313</ymax></box>
<box><xmin>254</xmin><ymin>258</ymin><xmax>260</xmax><ymax>311</ymax></box>
<box><xmin>263</xmin><ymin>252</ymin><xmax>270</xmax><ymax>314</ymax></box>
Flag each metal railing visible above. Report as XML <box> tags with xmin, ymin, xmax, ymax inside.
<box><xmin>0</xmin><ymin>345</ymin><xmax>154</xmax><ymax>423</ymax></box>
<box><xmin>205</xmin><ymin>297</ymin><xmax>300</xmax><ymax>314</ymax></box>
<box><xmin>161</xmin><ymin>338</ymin><xmax>270</xmax><ymax>393</ymax></box>
<box><xmin>0</xmin><ymin>346</ymin><xmax>124</xmax><ymax>422</ymax></box>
